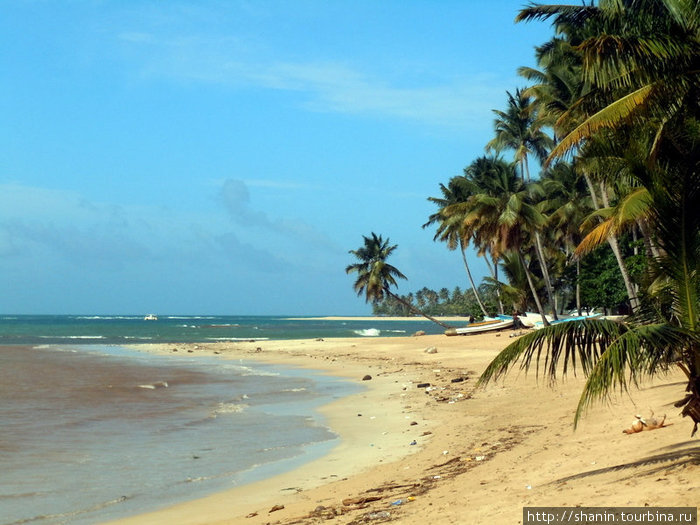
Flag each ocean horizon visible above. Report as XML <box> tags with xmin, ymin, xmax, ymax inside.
<box><xmin>0</xmin><ymin>314</ymin><xmax>445</xmax><ymax>346</ymax></box>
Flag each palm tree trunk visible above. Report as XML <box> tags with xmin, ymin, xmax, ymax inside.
<box><xmin>576</xmin><ymin>259</ymin><xmax>582</xmax><ymax>316</ymax></box>
<box><xmin>523</xmin><ymin>155</ymin><xmax>531</xmax><ymax>183</ymax></box>
<box><xmin>583</xmin><ymin>174</ymin><xmax>601</xmax><ymax>209</ymax></box>
<box><xmin>517</xmin><ymin>250</ymin><xmax>549</xmax><ymax>325</ymax></box>
<box><xmin>637</xmin><ymin>218</ymin><xmax>661</xmax><ymax>260</ymax></box>
<box><xmin>460</xmin><ymin>240</ymin><xmax>489</xmax><ymax>316</ymax></box>
<box><xmin>534</xmin><ymin>232</ymin><xmax>559</xmax><ymax>320</ymax></box>
<box><xmin>385</xmin><ymin>289</ymin><xmax>453</xmax><ymax>329</ymax></box>
<box><xmin>599</xmin><ymin>182</ymin><xmax>640</xmax><ymax>312</ymax></box>
<box><xmin>484</xmin><ymin>254</ymin><xmax>505</xmax><ymax>315</ymax></box>
<box><xmin>494</xmin><ymin>261</ymin><xmax>504</xmax><ymax>315</ymax></box>
<box><xmin>584</xmin><ymin>174</ymin><xmax>640</xmax><ymax>312</ymax></box>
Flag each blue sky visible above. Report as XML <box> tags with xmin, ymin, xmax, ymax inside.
<box><xmin>1</xmin><ymin>1</ymin><xmax>554</xmax><ymax>315</ymax></box>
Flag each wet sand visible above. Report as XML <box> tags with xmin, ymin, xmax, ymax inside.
<box><xmin>111</xmin><ymin>332</ymin><xmax>698</xmax><ymax>524</ymax></box>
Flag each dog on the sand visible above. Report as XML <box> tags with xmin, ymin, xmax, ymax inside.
<box><xmin>622</xmin><ymin>410</ymin><xmax>669</xmax><ymax>434</ymax></box>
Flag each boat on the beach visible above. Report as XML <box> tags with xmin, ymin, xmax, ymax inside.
<box><xmin>518</xmin><ymin>312</ymin><xmax>551</xmax><ymax>328</ymax></box>
<box><xmin>144</xmin><ymin>314</ymin><xmax>158</xmax><ymax>321</ymax></box>
<box><xmin>444</xmin><ymin>315</ymin><xmax>513</xmax><ymax>336</ymax></box>
<box><xmin>531</xmin><ymin>312</ymin><xmax>603</xmax><ymax>330</ymax></box>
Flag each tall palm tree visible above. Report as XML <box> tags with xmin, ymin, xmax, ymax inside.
<box><xmin>446</xmin><ymin>157</ymin><xmax>551</xmax><ymax>324</ymax></box>
<box><xmin>486</xmin><ymin>88</ymin><xmax>554</xmax><ymax>182</ymax></box>
<box><xmin>487</xmin><ymin>90</ymin><xmax>559</xmax><ymax>317</ymax></box>
<box><xmin>480</xmin><ymin>0</ymin><xmax>700</xmax><ymax>433</ymax></box>
<box><xmin>424</xmin><ymin>178</ymin><xmax>489</xmax><ymax>316</ymax></box>
<box><xmin>346</xmin><ymin>233</ymin><xmax>453</xmax><ymax>329</ymax></box>
<box><xmin>539</xmin><ymin>161</ymin><xmax>594</xmax><ymax>314</ymax></box>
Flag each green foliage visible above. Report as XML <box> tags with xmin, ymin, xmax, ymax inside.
<box><xmin>371</xmin><ymin>284</ymin><xmax>492</xmax><ymax>318</ymax></box>
<box><xmin>577</xmin><ymin>245</ymin><xmax>629</xmax><ymax>311</ymax></box>
<box><xmin>478</xmin><ymin>0</ymin><xmax>700</xmax><ymax>433</ymax></box>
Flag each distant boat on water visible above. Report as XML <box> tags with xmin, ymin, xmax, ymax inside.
<box><xmin>144</xmin><ymin>314</ymin><xmax>158</xmax><ymax>321</ymax></box>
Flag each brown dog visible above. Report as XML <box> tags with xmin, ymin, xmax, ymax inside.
<box><xmin>622</xmin><ymin>411</ymin><xmax>669</xmax><ymax>434</ymax></box>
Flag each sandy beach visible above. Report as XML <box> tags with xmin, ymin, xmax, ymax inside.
<box><xmin>111</xmin><ymin>330</ymin><xmax>698</xmax><ymax>524</ymax></box>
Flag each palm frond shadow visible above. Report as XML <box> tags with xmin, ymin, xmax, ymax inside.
<box><xmin>549</xmin><ymin>444</ymin><xmax>700</xmax><ymax>485</ymax></box>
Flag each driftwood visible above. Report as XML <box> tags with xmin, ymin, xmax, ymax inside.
<box><xmin>341</xmin><ymin>495</ymin><xmax>382</xmax><ymax>506</ymax></box>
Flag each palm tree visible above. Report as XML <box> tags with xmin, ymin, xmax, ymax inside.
<box><xmin>486</xmin><ymin>88</ymin><xmax>553</xmax><ymax>182</ymax></box>
<box><xmin>520</xmin><ymin>31</ymin><xmax>642</xmax><ymax>312</ymax></box>
<box><xmin>447</xmin><ymin>157</ymin><xmax>551</xmax><ymax>324</ymax></box>
<box><xmin>480</xmin><ymin>0</ymin><xmax>700</xmax><ymax>434</ymax></box>
<box><xmin>346</xmin><ymin>233</ymin><xmax>453</xmax><ymax>329</ymax></box>
<box><xmin>539</xmin><ymin>161</ymin><xmax>593</xmax><ymax>314</ymax></box>
<box><xmin>487</xmin><ymin>90</ymin><xmax>559</xmax><ymax>318</ymax></box>
<box><xmin>424</xmin><ymin>178</ymin><xmax>489</xmax><ymax>316</ymax></box>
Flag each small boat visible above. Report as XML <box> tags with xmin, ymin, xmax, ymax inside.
<box><xmin>445</xmin><ymin>316</ymin><xmax>513</xmax><ymax>336</ymax></box>
<box><xmin>518</xmin><ymin>312</ymin><xmax>551</xmax><ymax>328</ymax></box>
<box><xmin>144</xmin><ymin>314</ymin><xmax>158</xmax><ymax>321</ymax></box>
<box><xmin>532</xmin><ymin>313</ymin><xmax>602</xmax><ymax>330</ymax></box>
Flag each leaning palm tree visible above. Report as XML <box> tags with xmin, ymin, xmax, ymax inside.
<box><xmin>480</xmin><ymin>0</ymin><xmax>700</xmax><ymax>434</ymax></box>
<box><xmin>346</xmin><ymin>233</ymin><xmax>453</xmax><ymax>329</ymax></box>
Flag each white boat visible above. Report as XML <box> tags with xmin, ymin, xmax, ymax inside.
<box><xmin>144</xmin><ymin>314</ymin><xmax>158</xmax><ymax>321</ymax></box>
<box><xmin>518</xmin><ymin>312</ymin><xmax>551</xmax><ymax>328</ymax></box>
<box><xmin>445</xmin><ymin>316</ymin><xmax>513</xmax><ymax>336</ymax></box>
<box><xmin>532</xmin><ymin>313</ymin><xmax>603</xmax><ymax>330</ymax></box>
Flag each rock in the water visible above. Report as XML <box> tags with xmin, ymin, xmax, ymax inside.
<box><xmin>362</xmin><ymin>374</ymin><xmax>372</xmax><ymax>381</ymax></box>
<box><xmin>412</xmin><ymin>330</ymin><xmax>426</xmax><ymax>337</ymax></box>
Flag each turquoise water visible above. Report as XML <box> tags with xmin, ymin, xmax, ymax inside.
<box><xmin>0</xmin><ymin>344</ymin><xmax>361</xmax><ymax>524</ymax></box>
<box><xmin>0</xmin><ymin>315</ymin><xmax>443</xmax><ymax>345</ymax></box>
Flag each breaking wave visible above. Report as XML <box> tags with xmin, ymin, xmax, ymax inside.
<box><xmin>353</xmin><ymin>328</ymin><xmax>381</xmax><ymax>337</ymax></box>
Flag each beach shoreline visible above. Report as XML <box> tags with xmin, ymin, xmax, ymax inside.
<box><xmin>283</xmin><ymin>315</ymin><xmax>473</xmax><ymax>322</ymax></box>
<box><xmin>109</xmin><ymin>333</ymin><xmax>698</xmax><ymax>524</ymax></box>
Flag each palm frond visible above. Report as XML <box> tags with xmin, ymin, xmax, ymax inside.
<box><xmin>478</xmin><ymin>319</ymin><xmax>625</xmax><ymax>387</ymax></box>
<box><xmin>574</xmin><ymin>323</ymin><xmax>697</xmax><ymax>425</ymax></box>
<box><xmin>548</xmin><ymin>84</ymin><xmax>655</xmax><ymax>162</ymax></box>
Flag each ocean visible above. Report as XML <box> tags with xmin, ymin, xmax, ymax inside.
<box><xmin>0</xmin><ymin>314</ymin><xmax>444</xmax><ymax>345</ymax></box>
<box><xmin>0</xmin><ymin>316</ymin><xmax>440</xmax><ymax>524</ymax></box>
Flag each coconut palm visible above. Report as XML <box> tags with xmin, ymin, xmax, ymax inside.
<box><xmin>517</xmin><ymin>0</ymin><xmax>700</xmax><ymax>159</ymax></box>
<box><xmin>486</xmin><ymin>88</ymin><xmax>554</xmax><ymax>183</ymax></box>
<box><xmin>539</xmin><ymin>161</ymin><xmax>594</xmax><ymax>314</ymax></box>
<box><xmin>446</xmin><ymin>157</ymin><xmax>551</xmax><ymax>324</ymax></box>
<box><xmin>346</xmin><ymin>233</ymin><xmax>453</xmax><ymax>329</ymax></box>
<box><xmin>519</xmin><ymin>25</ymin><xmax>645</xmax><ymax>313</ymax></box>
<box><xmin>424</xmin><ymin>178</ymin><xmax>490</xmax><ymax>316</ymax></box>
<box><xmin>479</xmin><ymin>0</ymin><xmax>700</xmax><ymax>434</ymax></box>
<box><xmin>487</xmin><ymin>89</ymin><xmax>559</xmax><ymax>317</ymax></box>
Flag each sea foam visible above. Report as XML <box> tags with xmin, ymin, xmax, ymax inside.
<box><xmin>353</xmin><ymin>328</ymin><xmax>381</xmax><ymax>337</ymax></box>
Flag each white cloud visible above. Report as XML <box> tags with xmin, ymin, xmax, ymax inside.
<box><xmin>118</xmin><ymin>31</ymin><xmax>506</xmax><ymax>128</ymax></box>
